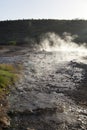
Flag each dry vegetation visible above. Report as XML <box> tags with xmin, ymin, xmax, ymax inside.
<box><xmin>0</xmin><ymin>63</ymin><xmax>21</xmax><ymax>95</ymax></box>
<box><xmin>0</xmin><ymin>63</ymin><xmax>22</xmax><ymax>129</ymax></box>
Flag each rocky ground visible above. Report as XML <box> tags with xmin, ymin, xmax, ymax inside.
<box><xmin>0</xmin><ymin>46</ymin><xmax>87</xmax><ymax>130</ymax></box>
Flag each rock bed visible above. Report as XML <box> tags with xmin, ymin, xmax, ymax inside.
<box><xmin>0</xmin><ymin>56</ymin><xmax>23</xmax><ymax>64</ymax></box>
<box><xmin>7</xmin><ymin>51</ymin><xmax>87</xmax><ymax>130</ymax></box>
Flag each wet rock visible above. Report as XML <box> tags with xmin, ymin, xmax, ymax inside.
<box><xmin>1</xmin><ymin>50</ymin><xmax>87</xmax><ymax>130</ymax></box>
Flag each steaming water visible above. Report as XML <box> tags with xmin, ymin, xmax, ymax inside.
<box><xmin>40</xmin><ymin>32</ymin><xmax>87</xmax><ymax>63</ymax></box>
<box><xmin>8</xmin><ymin>33</ymin><xmax>87</xmax><ymax>130</ymax></box>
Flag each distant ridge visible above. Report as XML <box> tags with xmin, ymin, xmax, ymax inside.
<box><xmin>0</xmin><ymin>19</ymin><xmax>87</xmax><ymax>45</ymax></box>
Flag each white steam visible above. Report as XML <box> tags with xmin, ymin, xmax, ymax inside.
<box><xmin>39</xmin><ymin>32</ymin><xmax>87</xmax><ymax>63</ymax></box>
<box><xmin>40</xmin><ymin>32</ymin><xmax>85</xmax><ymax>52</ymax></box>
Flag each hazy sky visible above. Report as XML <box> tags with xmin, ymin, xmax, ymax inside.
<box><xmin>0</xmin><ymin>0</ymin><xmax>87</xmax><ymax>20</ymax></box>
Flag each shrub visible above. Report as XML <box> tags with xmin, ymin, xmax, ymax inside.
<box><xmin>8</xmin><ymin>41</ymin><xmax>17</xmax><ymax>46</ymax></box>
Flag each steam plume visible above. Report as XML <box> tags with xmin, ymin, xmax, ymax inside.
<box><xmin>40</xmin><ymin>32</ymin><xmax>85</xmax><ymax>52</ymax></box>
<box><xmin>39</xmin><ymin>32</ymin><xmax>87</xmax><ymax>63</ymax></box>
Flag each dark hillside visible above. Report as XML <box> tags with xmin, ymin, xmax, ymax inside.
<box><xmin>0</xmin><ymin>19</ymin><xmax>87</xmax><ymax>45</ymax></box>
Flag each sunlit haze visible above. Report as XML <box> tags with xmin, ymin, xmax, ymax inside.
<box><xmin>40</xmin><ymin>33</ymin><xmax>87</xmax><ymax>63</ymax></box>
<box><xmin>0</xmin><ymin>0</ymin><xmax>87</xmax><ymax>20</ymax></box>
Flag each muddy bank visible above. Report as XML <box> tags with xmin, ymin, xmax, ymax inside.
<box><xmin>0</xmin><ymin>51</ymin><xmax>23</xmax><ymax>130</ymax></box>
<box><xmin>0</xmin><ymin>96</ymin><xmax>10</xmax><ymax>130</ymax></box>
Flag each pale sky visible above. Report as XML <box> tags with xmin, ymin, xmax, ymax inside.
<box><xmin>0</xmin><ymin>0</ymin><xmax>87</xmax><ymax>20</ymax></box>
